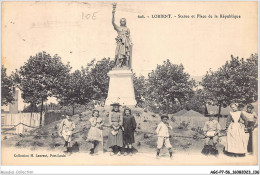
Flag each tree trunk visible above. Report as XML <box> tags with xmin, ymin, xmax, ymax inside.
<box><xmin>39</xmin><ymin>98</ymin><xmax>44</xmax><ymax>128</ymax></box>
<box><xmin>72</xmin><ymin>106</ymin><xmax>75</xmax><ymax>115</ymax></box>
<box><xmin>204</xmin><ymin>103</ymin><xmax>208</xmax><ymax>115</ymax></box>
<box><xmin>166</xmin><ymin>99</ymin><xmax>169</xmax><ymax>115</ymax></box>
<box><xmin>218</xmin><ymin>103</ymin><xmax>222</xmax><ymax>122</ymax></box>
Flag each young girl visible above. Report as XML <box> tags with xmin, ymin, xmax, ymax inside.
<box><xmin>86</xmin><ymin>110</ymin><xmax>104</xmax><ymax>155</ymax></box>
<box><xmin>58</xmin><ymin>115</ymin><xmax>75</xmax><ymax>154</ymax></box>
<box><xmin>122</xmin><ymin>108</ymin><xmax>136</xmax><ymax>156</ymax></box>
<box><xmin>107</xmin><ymin>103</ymin><xmax>124</xmax><ymax>156</ymax></box>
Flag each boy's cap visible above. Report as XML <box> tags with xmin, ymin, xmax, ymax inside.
<box><xmin>161</xmin><ymin>115</ymin><xmax>169</xmax><ymax>120</ymax></box>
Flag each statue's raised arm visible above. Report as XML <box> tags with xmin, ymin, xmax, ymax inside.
<box><xmin>112</xmin><ymin>3</ymin><xmax>119</xmax><ymax>32</ymax></box>
<box><xmin>112</xmin><ymin>3</ymin><xmax>133</xmax><ymax>69</ymax></box>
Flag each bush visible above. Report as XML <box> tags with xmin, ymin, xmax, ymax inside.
<box><xmin>177</xmin><ymin>121</ymin><xmax>190</xmax><ymax>129</ymax></box>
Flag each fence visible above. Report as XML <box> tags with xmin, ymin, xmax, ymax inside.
<box><xmin>1</xmin><ymin>112</ymin><xmax>66</xmax><ymax>135</ymax></box>
<box><xmin>1</xmin><ymin>113</ymin><xmax>44</xmax><ymax>128</ymax></box>
<box><xmin>1</xmin><ymin>113</ymin><xmax>44</xmax><ymax>134</ymax></box>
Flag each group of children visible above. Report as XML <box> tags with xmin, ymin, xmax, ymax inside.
<box><xmin>85</xmin><ymin>103</ymin><xmax>138</xmax><ymax>156</ymax></box>
<box><xmin>58</xmin><ymin>102</ymin><xmax>257</xmax><ymax>158</ymax></box>
<box><xmin>58</xmin><ymin>102</ymin><xmax>173</xmax><ymax>158</ymax></box>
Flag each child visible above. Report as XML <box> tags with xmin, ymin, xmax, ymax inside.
<box><xmin>107</xmin><ymin>103</ymin><xmax>124</xmax><ymax>156</ymax></box>
<box><xmin>58</xmin><ymin>115</ymin><xmax>75</xmax><ymax>154</ymax></box>
<box><xmin>86</xmin><ymin>110</ymin><xmax>104</xmax><ymax>155</ymax></box>
<box><xmin>202</xmin><ymin>115</ymin><xmax>221</xmax><ymax>155</ymax></box>
<box><xmin>156</xmin><ymin>115</ymin><xmax>173</xmax><ymax>159</ymax></box>
<box><xmin>122</xmin><ymin>108</ymin><xmax>136</xmax><ymax>156</ymax></box>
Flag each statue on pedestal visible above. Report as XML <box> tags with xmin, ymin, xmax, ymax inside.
<box><xmin>112</xmin><ymin>3</ymin><xmax>133</xmax><ymax>69</ymax></box>
<box><xmin>105</xmin><ymin>3</ymin><xmax>137</xmax><ymax>106</ymax></box>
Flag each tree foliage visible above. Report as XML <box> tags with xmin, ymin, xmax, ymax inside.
<box><xmin>18</xmin><ymin>52</ymin><xmax>71</xmax><ymax>103</ymax></box>
<box><xmin>201</xmin><ymin>54</ymin><xmax>258</xmax><ymax>119</ymax></box>
<box><xmin>1</xmin><ymin>65</ymin><xmax>15</xmax><ymax>105</ymax></box>
<box><xmin>17</xmin><ymin>51</ymin><xmax>71</xmax><ymax>125</ymax></box>
<box><xmin>84</xmin><ymin>57</ymin><xmax>114</xmax><ymax>101</ymax></box>
<box><xmin>133</xmin><ymin>73</ymin><xmax>147</xmax><ymax>106</ymax></box>
<box><xmin>55</xmin><ymin>69</ymin><xmax>93</xmax><ymax>114</ymax></box>
<box><xmin>184</xmin><ymin>89</ymin><xmax>207</xmax><ymax>114</ymax></box>
<box><xmin>146</xmin><ymin>59</ymin><xmax>195</xmax><ymax>114</ymax></box>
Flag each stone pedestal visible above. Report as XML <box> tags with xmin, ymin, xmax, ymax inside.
<box><xmin>105</xmin><ymin>69</ymin><xmax>137</xmax><ymax>106</ymax></box>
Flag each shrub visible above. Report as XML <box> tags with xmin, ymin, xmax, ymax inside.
<box><xmin>177</xmin><ymin>121</ymin><xmax>190</xmax><ymax>129</ymax></box>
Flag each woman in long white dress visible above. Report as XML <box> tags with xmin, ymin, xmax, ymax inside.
<box><xmin>224</xmin><ymin>103</ymin><xmax>248</xmax><ymax>157</ymax></box>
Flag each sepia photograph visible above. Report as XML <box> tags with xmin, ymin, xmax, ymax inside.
<box><xmin>1</xmin><ymin>1</ymin><xmax>258</xmax><ymax>168</ymax></box>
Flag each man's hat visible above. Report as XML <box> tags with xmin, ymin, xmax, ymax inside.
<box><xmin>110</xmin><ymin>102</ymin><xmax>121</xmax><ymax>106</ymax></box>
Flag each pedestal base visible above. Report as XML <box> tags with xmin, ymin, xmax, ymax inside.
<box><xmin>105</xmin><ymin>69</ymin><xmax>137</xmax><ymax>106</ymax></box>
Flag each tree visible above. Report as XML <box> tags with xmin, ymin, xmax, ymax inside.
<box><xmin>18</xmin><ymin>51</ymin><xmax>71</xmax><ymax>127</ymax></box>
<box><xmin>201</xmin><ymin>54</ymin><xmax>258</xmax><ymax>121</ymax></box>
<box><xmin>133</xmin><ymin>73</ymin><xmax>147</xmax><ymax>106</ymax></box>
<box><xmin>84</xmin><ymin>58</ymin><xmax>114</xmax><ymax>101</ymax></box>
<box><xmin>146</xmin><ymin>59</ymin><xmax>195</xmax><ymax>114</ymax></box>
<box><xmin>185</xmin><ymin>89</ymin><xmax>207</xmax><ymax>114</ymax></box>
<box><xmin>228</xmin><ymin>54</ymin><xmax>258</xmax><ymax>104</ymax></box>
<box><xmin>56</xmin><ymin>69</ymin><xmax>93</xmax><ymax>115</ymax></box>
<box><xmin>1</xmin><ymin>65</ymin><xmax>15</xmax><ymax>106</ymax></box>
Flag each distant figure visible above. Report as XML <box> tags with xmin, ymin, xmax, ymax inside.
<box><xmin>201</xmin><ymin>115</ymin><xmax>221</xmax><ymax>155</ymax></box>
<box><xmin>224</xmin><ymin>103</ymin><xmax>248</xmax><ymax>157</ymax></box>
<box><xmin>86</xmin><ymin>110</ymin><xmax>104</xmax><ymax>155</ymax></box>
<box><xmin>112</xmin><ymin>3</ymin><xmax>133</xmax><ymax>68</ymax></box>
<box><xmin>58</xmin><ymin>115</ymin><xmax>75</xmax><ymax>154</ymax></box>
<box><xmin>242</xmin><ymin>104</ymin><xmax>258</xmax><ymax>154</ymax></box>
<box><xmin>122</xmin><ymin>108</ymin><xmax>137</xmax><ymax>156</ymax></box>
<box><xmin>156</xmin><ymin>115</ymin><xmax>173</xmax><ymax>159</ymax></box>
<box><xmin>107</xmin><ymin>103</ymin><xmax>124</xmax><ymax>156</ymax></box>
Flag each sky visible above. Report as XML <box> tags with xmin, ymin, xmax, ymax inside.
<box><xmin>2</xmin><ymin>1</ymin><xmax>258</xmax><ymax>79</ymax></box>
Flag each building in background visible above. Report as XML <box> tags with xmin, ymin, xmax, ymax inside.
<box><xmin>1</xmin><ymin>87</ymin><xmax>25</xmax><ymax>113</ymax></box>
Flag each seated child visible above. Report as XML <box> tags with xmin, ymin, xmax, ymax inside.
<box><xmin>202</xmin><ymin>115</ymin><xmax>221</xmax><ymax>155</ymax></box>
<box><xmin>156</xmin><ymin>115</ymin><xmax>173</xmax><ymax>159</ymax></box>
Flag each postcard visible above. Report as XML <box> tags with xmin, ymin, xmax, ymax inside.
<box><xmin>1</xmin><ymin>1</ymin><xmax>258</xmax><ymax>166</ymax></box>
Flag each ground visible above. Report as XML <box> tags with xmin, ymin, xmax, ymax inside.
<box><xmin>1</xmin><ymin>107</ymin><xmax>257</xmax><ymax>165</ymax></box>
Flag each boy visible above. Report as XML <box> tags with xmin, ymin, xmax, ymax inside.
<box><xmin>202</xmin><ymin>114</ymin><xmax>221</xmax><ymax>155</ymax></box>
<box><xmin>156</xmin><ymin>115</ymin><xmax>173</xmax><ymax>159</ymax></box>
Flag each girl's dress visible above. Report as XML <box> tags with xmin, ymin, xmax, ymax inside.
<box><xmin>226</xmin><ymin>111</ymin><xmax>247</xmax><ymax>154</ymax></box>
<box><xmin>87</xmin><ymin>117</ymin><xmax>103</xmax><ymax>142</ymax></box>
<box><xmin>107</xmin><ymin>111</ymin><xmax>123</xmax><ymax>148</ymax></box>
<box><xmin>123</xmin><ymin>115</ymin><xmax>136</xmax><ymax>145</ymax></box>
<box><xmin>58</xmin><ymin>119</ymin><xmax>75</xmax><ymax>142</ymax></box>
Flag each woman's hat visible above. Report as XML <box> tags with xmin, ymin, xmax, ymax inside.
<box><xmin>110</xmin><ymin>102</ymin><xmax>121</xmax><ymax>106</ymax></box>
<box><xmin>161</xmin><ymin>115</ymin><xmax>169</xmax><ymax>120</ymax></box>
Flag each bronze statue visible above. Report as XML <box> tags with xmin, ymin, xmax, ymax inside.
<box><xmin>112</xmin><ymin>3</ymin><xmax>133</xmax><ymax>69</ymax></box>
